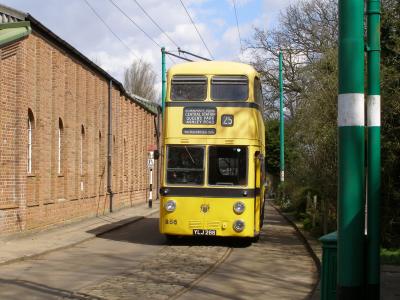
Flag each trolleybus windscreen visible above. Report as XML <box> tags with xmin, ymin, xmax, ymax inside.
<box><xmin>171</xmin><ymin>76</ymin><xmax>207</xmax><ymax>101</ymax></box>
<box><xmin>167</xmin><ymin>146</ymin><xmax>204</xmax><ymax>185</ymax></box>
<box><xmin>211</xmin><ymin>76</ymin><xmax>248</xmax><ymax>101</ymax></box>
<box><xmin>208</xmin><ymin>146</ymin><xmax>247</xmax><ymax>186</ymax></box>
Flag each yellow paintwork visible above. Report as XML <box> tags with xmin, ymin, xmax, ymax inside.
<box><xmin>160</xmin><ymin>61</ymin><xmax>266</xmax><ymax>238</ymax></box>
<box><xmin>167</xmin><ymin>61</ymin><xmax>258</xmax><ymax>77</ymax></box>
<box><xmin>161</xmin><ymin>196</ymin><xmax>256</xmax><ymax>237</ymax></box>
<box><xmin>164</xmin><ymin>107</ymin><xmax>263</xmax><ymax>144</ymax></box>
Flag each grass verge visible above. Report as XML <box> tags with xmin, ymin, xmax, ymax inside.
<box><xmin>381</xmin><ymin>248</ymin><xmax>400</xmax><ymax>265</ymax></box>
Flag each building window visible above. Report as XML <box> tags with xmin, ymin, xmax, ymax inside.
<box><xmin>27</xmin><ymin>109</ymin><xmax>35</xmax><ymax>174</ymax></box>
<box><xmin>58</xmin><ymin>118</ymin><xmax>64</xmax><ymax>174</ymax></box>
<box><xmin>99</xmin><ymin>131</ymin><xmax>104</xmax><ymax>176</ymax></box>
<box><xmin>80</xmin><ymin>125</ymin><xmax>85</xmax><ymax>176</ymax></box>
<box><xmin>123</xmin><ymin>138</ymin><xmax>128</xmax><ymax>180</ymax></box>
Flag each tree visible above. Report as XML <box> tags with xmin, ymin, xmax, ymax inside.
<box><xmin>123</xmin><ymin>60</ymin><xmax>158</xmax><ymax>102</ymax></box>
<box><xmin>265</xmin><ymin>120</ymin><xmax>280</xmax><ymax>177</ymax></box>
<box><xmin>248</xmin><ymin>0</ymin><xmax>400</xmax><ymax>243</ymax></box>
<box><xmin>380</xmin><ymin>0</ymin><xmax>400</xmax><ymax>247</ymax></box>
<box><xmin>247</xmin><ymin>0</ymin><xmax>337</xmax><ymax>119</ymax></box>
<box><xmin>247</xmin><ymin>0</ymin><xmax>339</xmax><ymax>234</ymax></box>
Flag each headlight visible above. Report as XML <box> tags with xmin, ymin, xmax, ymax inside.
<box><xmin>233</xmin><ymin>220</ymin><xmax>245</xmax><ymax>232</ymax></box>
<box><xmin>233</xmin><ymin>201</ymin><xmax>245</xmax><ymax>214</ymax></box>
<box><xmin>164</xmin><ymin>200</ymin><xmax>176</xmax><ymax>212</ymax></box>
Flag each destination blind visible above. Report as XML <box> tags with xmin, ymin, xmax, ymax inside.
<box><xmin>183</xmin><ymin>108</ymin><xmax>217</xmax><ymax>125</ymax></box>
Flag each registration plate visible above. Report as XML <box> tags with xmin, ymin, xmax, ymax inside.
<box><xmin>193</xmin><ymin>229</ymin><xmax>216</xmax><ymax>236</ymax></box>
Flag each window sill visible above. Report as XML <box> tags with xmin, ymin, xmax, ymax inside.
<box><xmin>27</xmin><ymin>174</ymin><xmax>36</xmax><ymax>178</ymax></box>
<box><xmin>0</xmin><ymin>203</ymin><xmax>19</xmax><ymax>210</ymax></box>
<box><xmin>57</xmin><ymin>174</ymin><xmax>64</xmax><ymax>177</ymax></box>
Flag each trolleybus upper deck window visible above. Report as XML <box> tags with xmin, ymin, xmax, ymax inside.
<box><xmin>167</xmin><ymin>146</ymin><xmax>204</xmax><ymax>185</ymax></box>
<box><xmin>208</xmin><ymin>146</ymin><xmax>247</xmax><ymax>186</ymax></box>
<box><xmin>171</xmin><ymin>76</ymin><xmax>207</xmax><ymax>101</ymax></box>
<box><xmin>211</xmin><ymin>76</ymin><xmax>248</xmax><ymax>101</ymax></box>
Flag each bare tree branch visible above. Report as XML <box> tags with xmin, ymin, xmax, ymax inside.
<box><xmin>123</xmin><ymin>60</ymin><xmax>158</xmax><ymax>103</ymax></box>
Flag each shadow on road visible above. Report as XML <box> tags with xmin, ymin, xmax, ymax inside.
<box><xmin>88</xmin><ymin>217</ymin><xmax>254</xmax><ymax>248</ymax></box>
<box><xmin>0</xmin><ymin>278</ymin><xmax>104</xmax><ymax>300</ymax></box>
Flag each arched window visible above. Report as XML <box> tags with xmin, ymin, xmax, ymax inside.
<box><xmin>80</xmin><ymin>125</ymin><xmax>85</xmax><ymax>176</ymax></box>
<box><xmin>27</xmin><ymin>109</ymin><xmax>35</xmax><ymax>174</ymax></box>
<box><xmin>58</xmin><ymin>118</ymin><xmax>64</xmax><ymax>174</ymax></box>
<box><xmin>123</xmin><ymin>138</ymin><xmax>127</xmax><ymax>177</ymax></box>
<box><xmin>98</xmin><ymin>131</ymin><xmax>103</xmax><ymax>176</ymax></box>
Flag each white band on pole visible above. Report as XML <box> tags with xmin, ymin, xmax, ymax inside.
<box><xmin>338</xmin><ymin>93</ymin><xmax>365</xmax><ymax>127</ymax></box>
<box><xmin>367</xmin><ymin>95</ymin><xmax>381</xmax><ymax>127</ymax></box>
<box><xmin>280</xmin><ymin>170</ymin><xmax>284</xmax><ymax>182</ymax></box>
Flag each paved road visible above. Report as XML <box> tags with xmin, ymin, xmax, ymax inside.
<box><xmin>178</xmin><ymin>205</ymin><xmax>317</xmax><ymax>300</ymax></box>
<box><xmin>0</xmin><ymin>204</ymin><xmax>317</xmax><ymax>300</ymax></box>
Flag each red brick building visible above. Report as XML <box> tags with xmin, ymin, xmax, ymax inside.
<box><xmin>0</xmin><ymin>6</ymin><xmax>160</xmax><ymax>235</ymax></box>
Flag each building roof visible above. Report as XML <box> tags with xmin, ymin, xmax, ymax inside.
<box><xmin>0</xmin><ymin>20</ymin><xmax>31</xmax><ymax>46</ymax></box>
<box><xmin>0</xmin><ymin>4</ymin><xmax>160</xmax><ymax>115</ymax></box>
<box><xmin>168</xmin><ymin>61</ymin><xmax>259</xmax><ymax>77</ymax></box>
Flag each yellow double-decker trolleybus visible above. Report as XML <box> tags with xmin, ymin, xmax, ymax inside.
<box><xmin>160</xmin><ymin>61</ymin><xmax>266</xmax><ymax>241</ymax></box>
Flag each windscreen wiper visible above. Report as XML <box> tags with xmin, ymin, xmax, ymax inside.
<box><xmin>185</xmin><ymin>146</ymin><xmax>195</xmax><ymax>165</ymax></box>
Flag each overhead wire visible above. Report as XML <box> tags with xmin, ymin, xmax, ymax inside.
<box><xmin>131</xmin><ymin>0</ymin><xmax>213</xmax><ymax>63</ymax></box>
<box><xmin>232</xmin><ymin>0</ymin><xmax>243</xmax><ymax>53</ymax></box>
<box><xmin>178</xmin><ymin>0</ymin><xmax>214</xmax><ymax>60</ymax></box>
<box><xmin>107</xmin><ymin>0</ymin><xmax>175</xmax><ymax>63</ymax></box>
<box><xmin>82</xmin><ymin>0</ymin><xmax>161</xmax><ymax>78</ymax></box>
<box><xmin>108</xmin><ymin>0</ymin><xmax>162</xmax><ymax>48</ymax></box>
<box><xmin>131</xmin><ymin>0</ymin><xmax>180</xmax><ymax>49</ymax></box>
<box><xmin>82</xmin><ymin>0</ymin><xmax>140</xmax><ymax>60</ymax></box>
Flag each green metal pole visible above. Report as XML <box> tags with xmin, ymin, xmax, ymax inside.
<box><xmin>279</xmin><ymin>51</ymin><xmax>284</xmax><ymax>183</ymax></box>
<box><xmin>161</xmin><ymin>47</ymin><xmax>166</xmax><ymax>116</ymax></box>
<box><xmin>338</xmin><ymin>0</ymin><xmax>365</xmax><ymax>298</ymax></box>
<box><xmin>367</xmin><ymin>0</ymin><xmax>381</xmax><ymax>298</ymax></box>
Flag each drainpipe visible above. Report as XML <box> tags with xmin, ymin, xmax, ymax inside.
<box><xmin>107</xmin><ymin>79</ymin><xmax>113</xmax><ymax>213</ymax></box>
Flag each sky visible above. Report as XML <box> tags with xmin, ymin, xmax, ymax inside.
<box><xmin>1</xmin><ymin>0</ymin><xmax>295</xmax><ymax>93</ymax></box>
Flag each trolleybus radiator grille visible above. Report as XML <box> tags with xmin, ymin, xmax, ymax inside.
<box><xmin>188</xmin><ymin>220</ymin><xmax>202</xmax><ymax>228</ymax></box>
<box><xmin>206</xmin><ymin>221</ymin><xmax>221</xmax><ymax>229</ymax></box>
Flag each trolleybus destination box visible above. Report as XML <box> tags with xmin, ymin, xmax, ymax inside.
<box><xmin>183</xmin><ymin>107</ymin><xmax>217</xmax><ymax>125</ymax></box>
<box><xmin>182</xmin><ymin>128</ymin><xmax>216</xmax><ymax>135</ymax></box>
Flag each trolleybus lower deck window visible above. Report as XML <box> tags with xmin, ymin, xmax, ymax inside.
<box><xmin>166</xmin><ymin>146</ymin><xmax>204</xmax><ymax>185</ymax></box>
<box><xmin>208</xmin><ymin>146</ymin><xmax>247</xmax><ymax>186</ymax></box>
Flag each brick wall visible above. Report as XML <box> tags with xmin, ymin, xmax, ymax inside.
<box><xmin>0</xmin><ymin>32</ymin><xmax>158</xmax><ymax>235</ymax></box>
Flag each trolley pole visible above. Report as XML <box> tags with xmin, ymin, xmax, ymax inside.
<box><xmin>338</xmin><ymin>0</ymin><xmax>365</xmax><ymax>298</ymax></box>
<box><xmin>161</xmin><ymin>47</ymin><xmax>166</xmax><ymax>116</ymax></box>
<box><xmin>366</xmin><ymin>0</ymin><xmax>381</xmax><ymax>298</ymax></box>
<box><xmin>279</xmin><ymin>51</ymin><xmax>284</xmax><ymax>183</ymax></box>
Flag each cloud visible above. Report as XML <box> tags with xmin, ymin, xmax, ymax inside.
<box><xmin>1</xmin><ymin>0</ymin><xmax>295</xmax><ymax>88</ymax></box>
